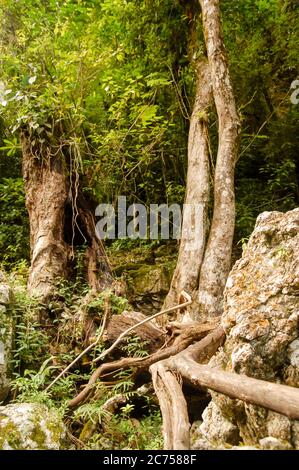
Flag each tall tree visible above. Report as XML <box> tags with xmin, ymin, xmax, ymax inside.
<box><xmin>21</xmin><ymin>126</ymin><xmax>112</xmax><ymax>300</ymax></box>
<box><xmin>165</xmin><ymin>0</ymin><xmax>240</xmax><ymax>320</ymax></box>
<box><xmin>0</xmin><ymin>2</ymin><xmax>112</xmax><ymax>301</ymax></box>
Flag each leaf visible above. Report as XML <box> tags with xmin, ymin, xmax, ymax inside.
<box><xmin>139</xmin><ymin>105</ymin><xmax>158</xmax><ymax>125</ymax></box>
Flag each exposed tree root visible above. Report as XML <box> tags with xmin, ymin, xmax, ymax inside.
<box><xmin>150</xmin><ymin>326</ymin><xmax>299</xmax><ymax>450</ymax></box>
<box><xmin>68</xmin><ymin>320</ymin><xmax>219</xmax><ymax>408</ymax></box>
<box><xmin>151</xmin><ymin>365</ymin><xmax>190</xmax><ymax>450</ymax></box>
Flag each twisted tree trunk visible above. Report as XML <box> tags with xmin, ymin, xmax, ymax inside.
<box><xmin>164</xmin><ymin>60</ymin><xmax>212</xmax><ymax>313</ymax></box>
<box><xmin>196</xmin><ymin>0</ymin><xmax>240</xmax><ymax>319</ymax></box>
<box><xmin>154</xmin><ymin>0</ymin><xmax>241</xmax><ymax>450</ymax></box>
<box><xmin>165</xmin><ymin>0</ymin><xmax>240</xmax><ymax>321</ymax></box>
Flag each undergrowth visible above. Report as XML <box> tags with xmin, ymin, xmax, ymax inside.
<box><xmin>6</xmin><ymin>272</ymin><xmax>162</xmax><ymax>450</ymax></box>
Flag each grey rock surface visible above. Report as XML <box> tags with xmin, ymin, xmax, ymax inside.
<box><xmin>0</xmin><ymin>272</ymin><xmax>13</xmax><ymax>402</ymax></box>
<box><xmin>0</xmin><ymin>403</ymin><xmax>66</xmax><ymax>450</ymax></box>
<box><xmin>200</xmin><ymin>208</ymin><xmax>299</xmax><ymax>448</ymax></box>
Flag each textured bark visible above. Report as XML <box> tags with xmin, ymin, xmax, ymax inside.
<box><xmin>21</xmin><ymin>130</ymin><xmax>70</xmax><ymax>300</ymax></box>
<box><xmin>196</xmin><ymin>0</ymin><xmax>240</xmax><ymax>318</ymax></box>
<box><xmin>21</xmin><ymin>129</ymin><xmax>111</xmax><ymax>302</ymax></box>
<box><xmin>164</xmin><ymin>61</ymin><xmax>212</xmax><ymax>311</ymax></box>
<box><xmin>151</xmin><ymin>363</ymin><xmax>190</xmax><ymax>450</ymax></box>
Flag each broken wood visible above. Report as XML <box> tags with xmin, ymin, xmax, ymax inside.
<box><xmin>92</xmin><ymin>290</ymin><xmax>192</xmax><ymax>364</ymax></box>
<box><xmin>151</xmin><ymin>364</ymin><xmax>189</xmax><ymax>450</ymax></box>
<box><xmin>105</xmin><ymin>310</ymin><xmax>164</xmax><ymax>354</ymax></box>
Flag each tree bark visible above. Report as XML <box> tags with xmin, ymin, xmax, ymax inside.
<box><xmin>21</xmin><ymin>128</ymin><xmax>112</xmax><ymax>302</ymax></box>
<box><xmin>196</xmin><ymin>0</ymin><xmax>240</xmax><ymax>319</ymax></box>
<box><xmin>163</xmin><ymin>60</ymin><xmax>212</xmax><ymax>313</ymax></box>
<box><xmin>21</xmin><ymin>129</ymin><xmax>70</xmax><ymax>300</ymax></box>
<box><xmin>165</xmin><ymin>0</ymin><xmax>240</xmax><ymax>321</ymax></box>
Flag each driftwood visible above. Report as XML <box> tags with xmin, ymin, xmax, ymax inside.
<box><xmin>150</xmin><ymin>326</ymin><xmax>299</xmax><ymax>450</ymax></box>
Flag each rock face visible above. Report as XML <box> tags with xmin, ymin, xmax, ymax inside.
<box><xmin>0</xmin><ymin>272</ymin><xmax>14</xmax><ymax>402</ymax></box>
<box><xmin>200</xmin><ymin>208</ymin><xmax>299</xmax><ymax>449</ymax></box>
<box><xmin>127</xmin><ymin>264</ymin><xmax>173</xmax><ymax>314</ymax></box>
<box><xmin>0</xmin><ymin>403</ymin><xmax>66</xmax><ymax>450</ymax></box>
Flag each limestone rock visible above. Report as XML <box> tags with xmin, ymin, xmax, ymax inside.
<box><xmin>0</xmin><ymin>272</ymin><xmax>14</xmax><ymax>402</ymax></box>
<box><xmin>259</xmin><ymin>436</ymin><xmax>292</xmax><ymax>450</ymax></box>
<box><xmin>199</xmin><ymin>402</ymin><xmax>239</xmax><ymax>445</ymax></box>
<box><xmin>0</xmin><ymin>403</ymin><xmax>66</xmax><ymax>450</ymax></box>
<box><xmin>127</xmin><ymin>264</ymin><xmax>173</xmax><ymax>314</ymax></box>
<box><xmin>205</xmin><ymin>208</ymin><xmax>299</xmax><ymax>448</ymax></box>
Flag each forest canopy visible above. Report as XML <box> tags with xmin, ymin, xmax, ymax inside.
<box><xmin>0</xmin><ymin>0</ymin><xmax>298</xmax><ymax>268</ymax></box>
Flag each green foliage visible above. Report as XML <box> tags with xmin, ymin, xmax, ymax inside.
<box><xmin>0</xmin><ymin>0</ymin><xmax>297</xmax><ymax>260</ymax></box>
<box><xmin>82</xmin><ymin>410</ymin><xmax>163</xmax><ymax>450</ymax></box>
<box><xmin>11</xmin><ymin>288</ymin><xmax>48</xmax><ymax>371</ymax></box>
<box><xmin>121</xmin><ymin>335</ymin><xmax>149</xmax><ymax>358</ymax></box>
<box><xmin>221</xmin><ymin>0</ymin><xmax>299</xmax><ymax>241</ymax></box>
<box><xmin>0</xmin><ymin>178</ymin><xmax>29</xmax><ymax>267</ymax></box>
<box><xmin>86</xmin><ymin>289</ymin><xmax>131</xmax><ymax>316</ymax></box>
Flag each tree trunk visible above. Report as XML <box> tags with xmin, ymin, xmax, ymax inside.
<box><xmin>21</xmin><ymin>128</ymin><xmax>111</xmax><ymax>302</ymax></box>
<box><xmin>165</xmin><ymin>0</ymin><xmax>240</xmax><ymax>321</ymax></box>
<box><xmin>196</xmin><ymin>0</ymin><xmax>240</xmax><ymax>319</ymax></box>
<box><xmin>163</xmin><ymin>60</ymin><xmax>212</xmax><ymax>313</ymax></box>
<box><xmin>21</xmin><ymin>129</ymin><xmax>70</xmax><ymax>300</ymax></box>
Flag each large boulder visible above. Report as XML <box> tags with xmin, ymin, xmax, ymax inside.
<box><xmin>200</xmin><ymin>208</ymin><xmax>299</xmax><ymax>449</ymax></box>
<box><xmin>0</xmin><ymin>272</ymin><xmax>14</xmax><ymax>402</ymax></box>
<box><xmin>0</xmin><ymin>403</ymin><xmax>66</xmax><ymax>450</ymax></box>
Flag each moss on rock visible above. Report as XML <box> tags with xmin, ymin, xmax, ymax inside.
<box><xmin>0</xmin><ymin>403</ymin><xmax>66</xmax><ymax>450</ymax></box>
